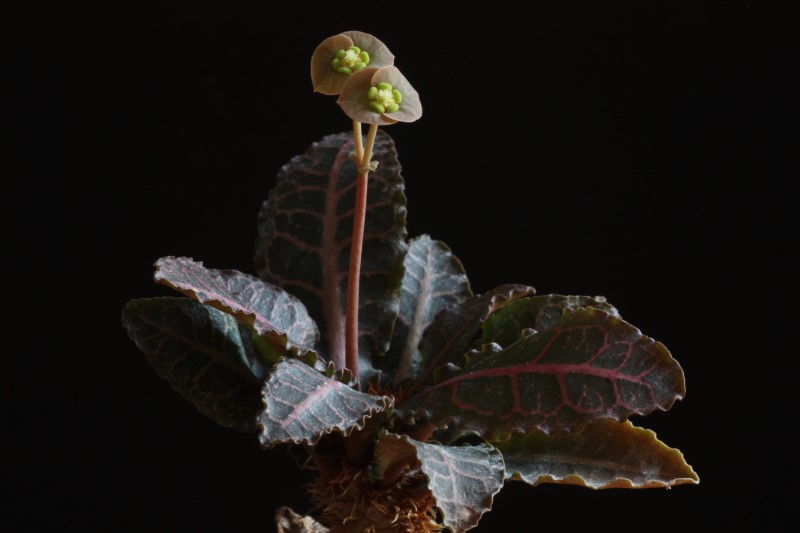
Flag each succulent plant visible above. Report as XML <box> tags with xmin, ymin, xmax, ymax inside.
<box><xmin>122</xmin><ymin>31</ymin><xmax>697</xmax><ymax>532</ymax></box>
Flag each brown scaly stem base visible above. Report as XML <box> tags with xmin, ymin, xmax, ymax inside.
<box><xmin>295</xmin><ymin>429</ymin><xmax>443</xmax><ymax>533</ymax></box>
<box><xmin>305</xmin><ymin>459</ymin><xmax>443</xmax><ymax>533</ymax></box>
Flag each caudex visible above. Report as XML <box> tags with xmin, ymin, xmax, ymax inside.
<box><xmin>122</xmin><ymin>31</ymin><xmax>698</xmax><ymax>532</ymax></box>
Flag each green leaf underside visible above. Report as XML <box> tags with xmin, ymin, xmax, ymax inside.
<box><xmin>481</xmin><ymin>295</ymin><xmax>619</xmax><ymax>348</ymax></box>
<box><xmin>498</xmin><ymin>419</ymin><xmax>699</xmax><ymax>488</ymax></box>
<box><xmin>257</xmin><ymin>358</ymin><xmax>393</xmax><ymax>447</ymax></box>
<box><xmin>255</xmin><ymin>131</ymin><xmax>407</xmax><ymax>379</ymax></box>
<box><xmin>375</xmin><ymin>433</ymin><xmax>504</xmax><ymax>533</ymax></box>
<box><xmin>378</xmin><ymin>235</ymin><xmax>473</xmax><ymax>383</ymax></box>
<box><xmin>121</xmin><ymin>298</ymin><xmax>264</xmax><ymax>431</ymax></box>
<box><xmin>401</xmin><ymin>308</ymin><xmax>685</xmax><ymax>440</ymax></box>
<box><xmin>410</xmin><ymin>284</ymin><xmax>536</xmax><ymax>391</ymax></box>
<box><xmin>154</xmin><ymin>256</ymin><xmax>319</xmax><ymax>359</ymax></box>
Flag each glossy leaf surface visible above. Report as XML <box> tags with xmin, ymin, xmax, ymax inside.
<box><xmin>375</xmin><ymin>433</ymin><xmax>504</xmax><ymax>533</ymax></box>
<box><xmin>121</xmin><ymin>297</ymin><xmax>264</xmax><ymax>431</ymax></box>
<box><xmin>401</xmin><ymin>308</ymin><xmax>686</xmax><ymax>440</ymax></box>
<box><xmin>411</xmin><ymin>285</ymin><xmax>535</xmax><ymax>390</ymax></box>
<box><xmin>257</xmin><ymin>358</ymin><xmax>393</xmax><ymax>447</ymax></box>
<box><xmin>154</xmin><ymin>256</ymin><xmax>318</xmax><ymax>359</ymax></box>
<box><xmin>255</xmin><ymin>131</ymin><xmax>407</xmax><ymax>376</ymax></box>
<box><xmin>481</xmin><ymin>294</ymin><xmax>619</xmax><ymax>348</ymax></box>
<box><xmin>379</xmin><ymin>235</ymin><xmax>472</xmax><ymax>383</ymax></box>
<box><xmin>499</xmin><ymin>419</ymin><xmax>699</xmax><ymax>488</ymax></box>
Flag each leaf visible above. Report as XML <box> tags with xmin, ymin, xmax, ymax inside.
<box><xmin>257</xmin><ymin>358</ymin><xmax>393</xmax><ymax>447</ymax></box>
<box><xmin>410</xmin><ymin>284</ymin><xmax>536</xmax><ymax>390</ymax></box>
<box><xmin>275</xmin><ymin>507</ymin><xmax>329</xmax><ymax>533</ymax></box>
<box><xmin>121</xmin><ymin>298</ymin><xmax>266</xmax><ymax>431</ymax></box>
<box><xmin>498</xmin><ymin>419</ymin><xmax>699</xmax><ymax>488</ymax></box>
<box><xmin>375</xmin><ymin>433</ymin><xmax>504</xmax><ymax>533</ymax></box>
<box><xmin>400</xmin><ymin>308</ymin><xmax>686</xmax><ymax>440</ymax></box>
<box><xmin>378</xmin><ymin>235</ymin><xmax>472</xmax><ymax>383</ymax></box>
<box><xmin>480</xmin><ymin>294</ymin><xmax>619</xmax><ymax>348</ymax></box>
<box><xmin>255</xmin><ymin>131</ymin><xmax>408</xmax><ymax>378</ymax></box>
<box><xmin>154</xmin><ymin>256</ymin><xmax>319</xmax><ymax>362</ymax></box>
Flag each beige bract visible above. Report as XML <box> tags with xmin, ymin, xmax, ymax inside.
<box><xmin>337</xmin><ymin>66</ymin><xmax>422</xmax><ymax>126</ymax></box>
<box><xmin>311</xmin><ymin>31</ymin><xmax>395</xmax><ymax>96</ymax></box>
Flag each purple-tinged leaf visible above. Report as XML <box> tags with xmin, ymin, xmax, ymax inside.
<box><xmin>400</xmin><ymin>308</ymin><xmax>686</xmax><ymax>440</ymax></box>
<box><xmin>154</xmin><ymin>257</ymin><xmax>318</xmax><ymax>361</ymax></box>
<box><xmin>375</xmin><ymin>433</ymin><xmax>504</xmax><ymax>533</ymax></box>
<box><xmin>378</xmin><ymin>235</ymin><xmax>472</xmax><ymax>383</ymax></box>
<box><xmin>409</xmin><ymin>284</ymin><xmax>535</xmax><ymax>391</ymax></box>
<box><xmin>121</xmin><ymin>298</ymin><xmax>265</xmax><ymax>431</ymax></box>
<box><xmin>255</xmin><ymin>131</ymin><xmax>407</xmax><ymax>379</ymax></box>
<box><xmin>480</xmin><ymin>294</ymin><xmax>619</xmax><ymax>348</ymax></box>
<box><xmin>498</xmin><ymin>419</ymin><xmax>699</xmax><ymax>488</ymax></box>
<box><xmin>257</xmin><ymin>358</ymin><xmax>393</xmax><ymax>447</ymax></box>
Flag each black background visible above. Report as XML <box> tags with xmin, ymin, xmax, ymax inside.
<box><xmin>7</xmin><ymin>4</ymin><xmax>795</xmax><ymax>531</ymax></box>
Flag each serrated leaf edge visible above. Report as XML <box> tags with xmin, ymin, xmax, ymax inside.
<box><xmin>505</xmin><ymin>423</ymin><xmax>700</xmax><ymax>489</ymax></box>
<box><xmin>154</xmin><ymin>256</ymin><xmax>320</xmax><ymax>360</ymax></box>
<box><xmin>258</xmin><ymin>359</ymin><xmax>394</xmax><ymax>448</ymax></box>
<box><xmin>379</xmin><ymin>433</ymin><xmax>505</xmax><ymax>532</ymax></box>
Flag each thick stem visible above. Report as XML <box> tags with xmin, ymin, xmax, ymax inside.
<box><xmin>343</xmin><ymin>427</ymin><xmax>376</xmax><ymax>465</ymax></box>
<box><xmin>374</xmin><ymin>454</ymin><xmax>416</xmax><ymax>488</ymax></box>
<box><xmin>410</xmin><ymin>421</ymin><xmax>436</xmax><ymax>443</ymax></box>
<box><xmin>345</xmin><ymin>123</ymin><xmax>379</xmax><ymax>383</ymax></box>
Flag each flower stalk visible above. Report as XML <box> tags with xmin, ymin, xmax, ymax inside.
<box><xmin>345</xmin><ymin>122</ymin><xmax>379</xmax><ymax>383</ymax></box>
<box><xmin>312</xmin><ymin>31</ymin><xmax>421</xmax><ymax>383</ymax></box>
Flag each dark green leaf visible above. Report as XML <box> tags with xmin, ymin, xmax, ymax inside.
<box><xmin>375</xmin><ymin>433</ymin><xmax>504</xmax><ymax>533</ymax></box>
<box><xmin>378</xmin><ymin>235</ymin><xmax>472</xmax><ymax>383</ymax></box>
<box><xmin>400</xmin><ymin>308</ymin><xmax>686</xmax><ymax>440</ymax></box>
<box><xmin>480</xmin><ymin>294</ymin><xmax>619</xmax><ymax>348</ymax></box>
<box><xmin>257</xmin><ymin>358</ymin><xmax>393</xmax><ymax>447</ymax></box>
<box><xmin>121</xmin><ymin>298</ymin><xmax>265</xmax><ymax>431</ymax></box>
<box><xmin>410</xmin><ymin>284</ymin><xmax>535</xmax><ymax>391</ymax></box>
<box><xmin>154</xmin><ymin>256</ymin><xmax>319</xmax><ymax>362</ymax></box>
<box><xmin>255</xmin><ymin>131</ymin><xmax>407</xmax><ymax>378</ymax></box>
<box><xmin>499</xmin><ymin>419</ymin><xmax>699</xmax><ymax>488</ymax></box>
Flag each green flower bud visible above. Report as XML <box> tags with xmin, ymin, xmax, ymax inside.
<box><xmin>337</xmin><ymin>65</ymin><xmax>421</xmax><ymax>125</ymax></box>
<box><xmin>330</xmin><ymin>46</ymin><xmax>374</xmax><ymax>77</ymax></box>
<box><xmin>312</xmin><ymin>31</ymin><xmax>396</xmax><ymax>96</ymax></box>
<box><xmin>365</xmin><ymin>81</ymin><xmax>404</xmax><ymax>116</ymax></box>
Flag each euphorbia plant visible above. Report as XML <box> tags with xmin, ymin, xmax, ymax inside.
<box><xmin>122</xmin><ymin>31</ymin><xmax>698</xmax><ymax>532</ymax></box>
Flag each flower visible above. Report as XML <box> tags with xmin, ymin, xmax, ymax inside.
<box><xmin>311</xmin><ymin>31</ymin><xmax>395</xmax><ymax>96</ymax></box>
<box><xmin>337</xmin><ymin>66</ymin><xmax>422</xmax><ymax>126</ymax></box>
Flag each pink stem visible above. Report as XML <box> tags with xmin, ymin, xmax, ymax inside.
<box><xmin>345</xmin><ymin>123</ymin><xmax>378</xmax><ymax>384</ymax></box>
<box><xmin>345</xmin><ymin>168</ymin><xmax>368</xmax><ymax>383</ymax></box>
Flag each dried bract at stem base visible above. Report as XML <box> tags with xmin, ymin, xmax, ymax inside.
<box><xmin>306</xmin><ymin>458</ymin><xmax>444</xmax><ymax>533</ymax></box>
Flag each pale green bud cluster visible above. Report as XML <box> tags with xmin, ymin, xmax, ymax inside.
<box><xmin>331</xmin><ymin>46</ymin><xmax>370</xmax><ymax>75</ymax></box>
<box><xmin>367</xmin><ymin>82</ymin><xmax>402</xmax><ymax>114</ymax></box>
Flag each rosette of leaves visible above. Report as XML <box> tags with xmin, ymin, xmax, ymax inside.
<box><xmin>122</xmin><ymin>131</ymin><xmax>698</xmax><ymax>532</ymax></box>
